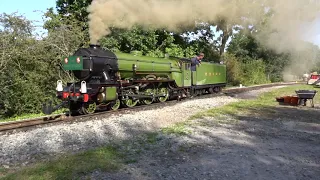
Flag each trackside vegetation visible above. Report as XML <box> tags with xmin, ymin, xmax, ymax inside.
<box><xmin>191</xmin><ymin>85</ymin><xmax>320</xmax><ymax>120</ymax></box>
<box><xmin>1</xmin><ymin>1</ymin><xmax>320</xmax><ymax>120</ymax></box>
<box><xmin>1</xmin><ymin>146</ymin><xmax>122</xmax><ymax>180</ymax></box>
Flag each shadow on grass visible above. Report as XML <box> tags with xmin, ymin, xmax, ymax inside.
<box><xmin>238</xmin><ymin>104</ymin><xmax>320</xmax><ymax>124</ymax></box>
<box><xmin>2</xmin><ymin>146</ymin><xmax>121</xmax><ymax>180</ymax></box>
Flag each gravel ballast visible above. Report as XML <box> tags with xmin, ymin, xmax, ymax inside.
<box><xmin>85</xmin><ymin>85</ymin><xmax>320</xmax><ymax>180</ymax></box>
<box><xmin>0</xmin><ymin>86</ymin><xmax>286</xmax><ymax>167</ymax></box>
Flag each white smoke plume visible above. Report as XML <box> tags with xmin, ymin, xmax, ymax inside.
<box><xmin>87</xmin><ymin>0</ymin><xmax>320</xmax><ymax>74</ymax></box>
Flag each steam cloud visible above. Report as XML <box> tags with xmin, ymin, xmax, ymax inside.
<box><xmin>87</xmin><ymin>0</ymin><xmax>320</xmax><ymax>75</ymax></box>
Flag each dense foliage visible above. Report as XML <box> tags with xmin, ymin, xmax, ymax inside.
<box><xmin>0</xmin><ymin>0</ymin><xmax>319</xmax><ymax>118</ymax></box>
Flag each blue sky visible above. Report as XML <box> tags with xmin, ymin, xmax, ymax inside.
<box><xmin>0</xmin><ymin>0</ymin><xmax>56</xmax><ymax>35</ymax></box>
<box><xmin>0</xmin><ymin>0</ymin><xmax>56</xmax><ymax>21</ymax></box>
<box><xmin>1</xmin><ymin>0</ymin><xmax>319</xmax><ymax>47</ymax></box>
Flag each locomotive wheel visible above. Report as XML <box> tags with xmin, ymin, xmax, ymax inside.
<box><xmin>141</xmin><ymin>88</ymin><xmax>154</xmax><ymax>105</ymax></box>
<box><xmin>208</xmin><ymin>87</ymin><xmax>214</xmax><ymax>94</ymax></box>
<box><xmin>157</xmin><ymin>87</ymin><xmax>169</xmax><ymax>102</ymax></box>
<box><xmin>122</xmin><ymin>98</ymin><xmax>139</xmax><ymax>108</ymax></box>
<box><xmin>214</xmin><ymin>86</ymin><xmax>221</xmax><ymax>93</ymax></box>
<box><xmin>110</xmin><ymin>99</ymin><xmax>121</xmax><ymax>110</ymax></box>
<box><xmin>81</xmin><ymin>102</ymin><xmax>97</xmax><ymax>114</ymax></box>
<box><xmin>195</xmin><ymin>89</ymin><xmax>201</xmax><ymax>96</ymax></box>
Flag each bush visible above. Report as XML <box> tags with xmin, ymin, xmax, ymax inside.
<box><xmin>240</xmin><ymin>58</ymin><xmax>270</xmax><ymax>86</ymax></box>
<box><xmin>145</xmin><ymin>49</ymin><xmax>164</xmax><ymax>57</ymax></box>
<box><xmin>165</xmin><ymin>44</ymin><xmax>184</xmax><ymax>57</ymax></box>
<box><xmin>224</xmin><ymin>53</ymin><xmax>242</xmax><ymax>86</ymax></box>
<box><xmin>224</xmin><ymin>53</ymin><xmax>270</xmax><ymax>86</ymax></box>
<box><xmin>184</xmin><ymin>46</ymin><xmax>197</xmax><ymax>58</ymax></box>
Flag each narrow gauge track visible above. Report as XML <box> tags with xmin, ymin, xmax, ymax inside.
<box><xmin>0</xmin><ymin>82</ymin><xmax>302</xmax><ymax>133</ymax></box>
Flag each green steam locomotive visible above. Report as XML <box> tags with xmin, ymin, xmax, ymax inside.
<box><xmin>42</xmin><ymin>44</ymin><xmax>226</xmax><ymax>115</ymax></box>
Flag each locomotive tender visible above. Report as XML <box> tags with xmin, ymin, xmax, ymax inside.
<box><xmin>43</xmin><ymin>44</ymin><xmax>226</xmax><ymax>115</ymax></box>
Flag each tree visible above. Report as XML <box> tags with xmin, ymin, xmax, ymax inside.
<box><xmin>44</xmin><ymin>7</ymin><xmax>90</xmax><ymax>48</ymax></box>
<box><xmin>227</xmin><ymin>32</ymin><xmax>260</xmax><ymax>59</ymax></box>
<box><xmin>0</xmin><ymin>11</ymin><xmax>92</xmax><ymax>118</ymax></box>
<box><xmin>0</xmin><ymin>13</ymin><xmax>34</xmax><ymax>98</ymax></box>
<box><xmin>227</xmin><ymin>29</ymin><xmax>291</xmax><ymax>82</ymax></box>
<box><xmin>215</xmin><ymin>18</ymin><xmax>234</xmax><ymax>56</ymax></box>
<box><xmin>56</xmin><ymin>0</ymin><xmax>92</xmax><ymax>22</ymax></box>
<box><xmin>0</xmin><ymin>13</ymin><xmax>62</xmax><ymax>117</ymax></box>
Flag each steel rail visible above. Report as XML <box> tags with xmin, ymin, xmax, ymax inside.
<box><xmin>0</xmin><ymin>81</ymin><xmax>304</xmax><ymax>132</ymax></box>
<box><xmin>0</xmin><ymin>114</ymin><xmax>66</xmax><ymax>132</ymax></box>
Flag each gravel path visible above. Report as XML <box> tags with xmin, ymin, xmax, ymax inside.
<box><xmin>0</xmin><ymin>86</ymin><xmax>286</xmax><ymax>168</ymax></box>
<box><xmin>83</xmin><ymin>85</ymin><xmax>320</xmax><ymax>180</ymax></box>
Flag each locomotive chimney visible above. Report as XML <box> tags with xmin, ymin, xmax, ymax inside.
<box><xmin>89</xmin><ymin>44</ymin><xmax>101</xmax><ymax>49</ymax></box>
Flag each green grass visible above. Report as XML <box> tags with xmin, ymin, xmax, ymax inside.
<box><xmin>0</xmin><ymin>109</ymin><xmax>67</xmax><ymax>123</ymax></box>
<box><xmin>161</xmin><ymin>122</ymin><xmax>191</xmax><ymax>136</ymax></box>
<box><xmin>0</xmin><ymin>168</ymin><xmax>7</xmax><ymax>176</ymax></box>
<box><xmin>0</xmin><ymin>132</ymin><xmax>163</xmax><ymax>179</ymax></box>
<box><xmin>1</xmin><ymin>146</ymin><xmax>122</xmax><ymax>180</ymax></box>
<box><xmin>192</xmin><ymin>84</ymin><xmax>320</xmax><ymax>119</ymax></box>
<box><xmin>145</xmin><ymin>132</ymin><xmax>158</xmax><ymax>144</ymax></box>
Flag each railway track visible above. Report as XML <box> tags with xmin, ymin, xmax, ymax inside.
<box><xmin>0</xmin><ymin>82</ymin><xmax>303</xmax><ymax>133</ymax></box>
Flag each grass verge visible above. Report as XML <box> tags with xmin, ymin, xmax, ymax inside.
<box><xmin>191</xmin><ymin>84</ymin><xmax>320</xmax><ymax>120</ymax></box>
<box><xmin>161</xmin><ymin>122</ymin><xmax>191</xmax><ymax>136</ymax></box>
<box><xmin>1</xmin><ymin>146</ymin><xmax>122</xmax><ymax>180</ymax></box>
<box><xmin>1</xmin><ymin>133</ymin><xmax>164</xmax><ymax>179</ymax></box>
<box><xmin>0</xmin><ymin>109</ymin><xmax>67</xmax><ymax>123</ymax></box>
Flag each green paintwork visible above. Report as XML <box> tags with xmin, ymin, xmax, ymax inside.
<box><xmin>171</xmin><ymin>72</ymin><xmax>183</xmax><ymax>87</ymax></box>
<box><xmin>115</xmin><ymin>52</ymin><xmax>181</xmax><ymax>79</ymax></box>
<box><xmin>192</xmin><ymin>71</ymin><xmax>197</xmax><ymax>85</ymax></box>
<box><xmin>141</xmin><ymin>88</ymin><xmax>154</xmax><ymax>105</ymax></box>
<box><xmin>182</xmin><ymin>62</ymin><xmax>191</xmax><ymax>86</ymax></box>
<box><xmin>82</xmin><ymin>102</ymin><xmax>96</xmax><ymax>114</ymax></box>
<box><xmin>157</xmin><ymin>87</ymin><xmax>169</xmax><ymax>102</ymax></box>
<box><xmin>122</xmin><ymin>99</ymin><xmax>139</xmax><ymax>107</ymax></box>
<box><xmin>193</xmin><ymin>62</ymin><xmax>226</xmax><ymax>85</ymax></box>
<box><xmin>111</xmin><ymin>99</ymin><xmax>121</xmax><ymax>110</ymax></box>
<box><xmin>63</xmin><ymin>51</ymin><xmax>226</xmax><ymax>88</ymax></box>
<box><xmin>62</xmin><ymin>56</ymin><xmax>83</xmax><ymax>70</ymax></box>
<box><xmin>106</xmin><ymin>87</ymin><xmax>117</xmax><ymax>101</ymax></box>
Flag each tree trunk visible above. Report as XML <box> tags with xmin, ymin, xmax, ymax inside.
<box><xmin>220</xmin><ymin>29</ymin><xmax>230</xmax><ymax>56</ymax></box>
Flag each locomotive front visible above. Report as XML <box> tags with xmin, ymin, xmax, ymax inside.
<box><xmin>59</xmin><ymin>44</ymin><xmax>119</xmax><ymax>99</ymax></box>
<box><xmin>43</xmin><ymin>44</ymin><xmax>120</xmax><ymax>115</ymax></box>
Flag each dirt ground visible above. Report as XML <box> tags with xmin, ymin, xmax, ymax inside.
<box><xmin>84</xmin><ymin>88</ymin><xmax>320</xmax><ymax>180</ymax></box>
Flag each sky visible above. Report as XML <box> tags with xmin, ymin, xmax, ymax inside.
<box><xmin>0</xmin><ymin>0</ymin><xmax>320</xmax><ymax>47</ymax></box>
<box><xmin>0</xmin><ymin>0</ymin><xmax>56</xmax><ymax>36</ymax></box>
